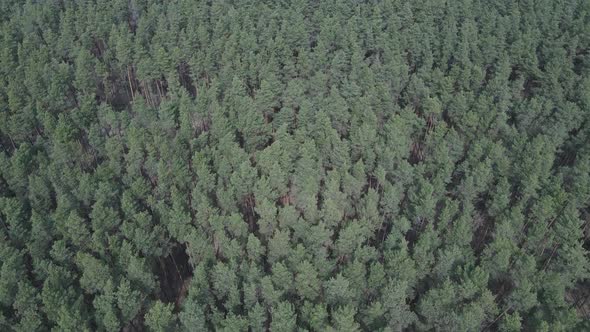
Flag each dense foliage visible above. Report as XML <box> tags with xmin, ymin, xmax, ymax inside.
<box><xmin>1</xmin><ymin>0</ymin><xmax>589</xmax><ymax>331</ymax></box>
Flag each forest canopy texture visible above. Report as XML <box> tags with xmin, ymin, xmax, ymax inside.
<box><xmin>1</xmin><ymin>0</ymin><xmax>590</xmax><ymax>331</ymax></box>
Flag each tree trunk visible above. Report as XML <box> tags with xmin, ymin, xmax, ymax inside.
<box><xmin>127</xmin><ymin>66</ymin><xmax>135</xmax><ymax>101</ymax></box>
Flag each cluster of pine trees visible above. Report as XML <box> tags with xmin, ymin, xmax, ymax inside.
<box><xmin>0</xmin><ymin>0</ymin><xmax>589</xmax><ymax>331</ymax></box>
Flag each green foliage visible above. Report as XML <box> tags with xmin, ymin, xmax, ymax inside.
<box><xmin>145</xmin><ymin>301</ymin><xmax>176</xmax><ymax>332</ymax></box>
<box><xmin>270</xmin><ymin>301</ymin><xmax>297</xmax><ymax>332</ymax></box>
<box><xmin>0</xmin><ymin>0</ymin><xmax>588</xmax><ymax>330</ymax></box>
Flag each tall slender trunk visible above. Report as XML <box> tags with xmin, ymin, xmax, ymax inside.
<box><xmin>156</xmin><ymin>79</ymin><xmax>163</xmax><ymax>100</ymax></box>
<box><xmin>127</xmin><ymin>66</ymin><xmax>135</xmax><ymax>101</ymax></box>
<box><xmin>8</xmin><ymin>135</ymin><xmax>16</xmax><ymax>150</ymax></box>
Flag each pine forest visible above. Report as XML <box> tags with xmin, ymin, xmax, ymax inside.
<box><xmin>0</xmin><ymin>0</ymin><xmax>589</xmax><ymax>331</ymax></box>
